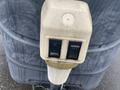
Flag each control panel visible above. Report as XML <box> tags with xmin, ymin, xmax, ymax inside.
<box><xmin>40</xmin><ymin>0</ymin><xmax>92</xmax><ymax>69</ymax></box>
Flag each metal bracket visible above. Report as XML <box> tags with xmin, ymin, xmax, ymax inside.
<box><xmin>32</xmin><ymin>84</ymin><xmax>66</xmax><ymax>90</ymax></box>
<box><xmin>32</xmin><ymin>85</ymin><xmax>49</xmax><ymax>90</ymax></box>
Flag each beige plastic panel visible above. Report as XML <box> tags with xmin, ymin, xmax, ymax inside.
<box><xmin>47</xmin><ymin>66</ymin><xmax>72</xmax><ymax>85</ymax></box>
<box><xmin>40</xmin><ymin>0</ymin><xmax>92</xmax><ymax>69</ymax></box>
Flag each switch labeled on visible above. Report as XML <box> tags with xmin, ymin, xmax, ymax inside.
<box><xmin>49</xmin><ymin>39</ymin><xmax>62</xmax><ymax>58</ymax></box>
<box><xmin>67</xmin><ymin>41</ymin><xmax>82</xmax><ymax>60</ymax></box>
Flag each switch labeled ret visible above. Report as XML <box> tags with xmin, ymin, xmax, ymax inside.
<box><xmin>49</xmin><ymin>39</ymin><xmax>62</xmax><ymax>58</ymax></box>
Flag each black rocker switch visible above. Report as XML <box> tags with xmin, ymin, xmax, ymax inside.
<box><xmin>49</xmin><ymin>39</ymin><xmax>62</xmax><ymax>58</ymax></box>
<box><xmin>67</xmin><ymin>41</ymin><xmax>82</xmax><ymax>60</ymax></box>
